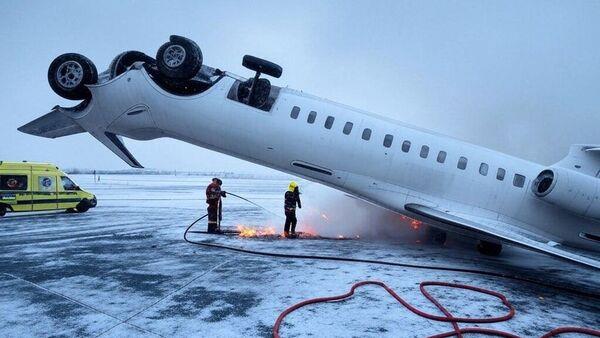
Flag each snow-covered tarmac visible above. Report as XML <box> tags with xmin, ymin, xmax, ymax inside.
<box><xmin>1</xmin><ymin>174</ymin><xmax>598</xmax><ymax>337</ymax></box>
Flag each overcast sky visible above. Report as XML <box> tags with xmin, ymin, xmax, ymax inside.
<box><xmin>1</xmin><ymin>1</ymin><xmax>599</xmax><ymax>173</ymax></box>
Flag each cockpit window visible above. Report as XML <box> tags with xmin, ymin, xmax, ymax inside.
<box><xmin>227</xmin><ymin>78</ymin><xmax>281</xmax><ymax>112</ymax></box>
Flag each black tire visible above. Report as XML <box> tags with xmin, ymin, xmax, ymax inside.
<box><xmin>237</xmin><ymin>78</ymin><xmax>271</xmax><ymax>108</ymax></box>
<box><xmin>76</xmin><ymin>200</ymin><xmax>90</xmax><ymax>213</ymax></box>
<box><xmin>109</xmin><ymin>50</ymin><xmax>155</xmax><ymax>79</ymax></box>
<box><xmin>477</xmin><ymin>240</ymin><xmax>502</xmax><ymax>256</ymax></box>
<box><xmin>0</xmin><ymin>206</ymin><xmax>6</xmax><ymax>217</ymax></box>
<box><xmin>156</xmin><ymin>35</ymin><xmax>202</xmax><ymax>80</ymax></box>
<box><xmin>66</xmin><ymin>208</ymin><xmax>77</xmax><ymax>213</ymax></box>
<box><xmin>426</xmin><ymin>227</ymin><xmax>447</xmax><ymax>245</ymax></box>
<box><xmin>48</xmin><ymin>53</ymin><xmax>98</xmax><ymax>100</ymax></box>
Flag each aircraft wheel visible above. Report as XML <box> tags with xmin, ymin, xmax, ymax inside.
<box><xmin>426</xmin><ymin>227</ymin><xmax>447</xmax><ymax>245</ymax></box>
<box><xmin>48</xmin><ymin>53</ymin><xmax>98</xmax><ymax>100</ymax></box>
<box><xmin>156</xmin><ymin>35</ymin><xmax>202</xmax><ymax>80</ymax></box>
<box><xmin>477</xmin><ymin>240</ymin><xmax>502</xmax><ymax>256</ymax></box>
<box><xmin>109</xmin><ymin>50</ymin><xmax>155</xmax><ymax>78</ymax></box>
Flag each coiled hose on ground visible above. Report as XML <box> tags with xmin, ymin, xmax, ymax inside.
<box><xmin>184</xmin><ymin>194</ymin><xmax>600</xmax><ymax>338</ymax></box>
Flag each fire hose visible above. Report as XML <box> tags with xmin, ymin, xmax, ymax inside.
<box><xmin>184</xmin><ymin>195</ymin><xmax>600</xmax><ymax>338</ymax></box>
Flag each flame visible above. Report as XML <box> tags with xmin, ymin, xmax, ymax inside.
<box><xmin>410</xmin><ymin>219</ymin><xmax>422</xmax><ymax>230</ymax></box>
<box><xmin>236</xmin><ymin>225</ymin><xmax>276</xmax><ymax>238</ymax></box>
<box><xmin>400</xmin><ymin>214</ymin><xmax>422</xmax><ymax>231</ymax></box>
<box><xmin>299</xmin><ymin>224</ymin><xmax>319</xmax><ymax>237</ymax></box>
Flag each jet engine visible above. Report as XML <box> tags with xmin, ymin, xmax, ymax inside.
<box><xmin>532</xmin><ymin>167</ymin><xmax>600</xmax><ymax>219</ymax></box>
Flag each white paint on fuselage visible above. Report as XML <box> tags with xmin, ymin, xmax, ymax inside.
<box><xmin>91</xmin><ymin>68</ymin><xmax>599</xmax><ymax>252</ymax></box>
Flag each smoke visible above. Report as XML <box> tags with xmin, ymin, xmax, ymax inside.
<box><xmin>283</xmin><ymin>183</ymin><xmax>427</xmax><ymax>241</ymax></box>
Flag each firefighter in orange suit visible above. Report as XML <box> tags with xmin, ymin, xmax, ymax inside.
<box><xmin>206</xmin><ymin>178</ymin><xmax>226</xmax><ymax>233</ymax></box>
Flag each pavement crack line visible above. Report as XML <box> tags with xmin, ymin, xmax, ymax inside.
<box><xmin>94</xmin><ymin>258</ymin><xmax>234</xmax><ymax>337</ymax></box>
<box><xmin>2</xmin><ymin>272</ymin><xmax>163</xmax><ymax>337</ymax></box>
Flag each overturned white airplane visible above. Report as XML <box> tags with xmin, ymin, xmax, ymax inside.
<box><xmin>20</xmin><ymin>35</ymin><xmax>599</xmax><ymax>269</ymax></box>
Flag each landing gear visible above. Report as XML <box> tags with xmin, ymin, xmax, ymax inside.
<box><xmin>156</xmin><ymin>35</ymin><xmax>202</xmax><ymax>80</ymax></box>
<box><xmin>109</xmin><ymin>50</ymin><xmax>155</xmax><ymax>79</ymax></box>
<box><xmin>477</xmin><ymin>240</ymin><xmax>502</xmax><ymax>256</ymax></box>
<box><xmin>48</xmin><ymin>53</ymin><xmax>98</xmax><ymax>100</ymax></box>
<box><xmin>426</xmin><ymin>227</ymin><xmax>447</xmax><ymax>245</ymax></box>
<box><xmin>237</xmin><ymin>55</ymin><xmax>283</xmax><ymax>110</ymax></box>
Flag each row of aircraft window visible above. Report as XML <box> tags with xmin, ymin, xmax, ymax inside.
<box><xmin>290</xmin><ymin>106</ymin><xmax>527</xmax><ymax>188</ymax></box>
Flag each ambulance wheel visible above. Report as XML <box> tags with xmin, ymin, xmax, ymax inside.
<box><xmin>0</xmin><ymin>206</ymin><xmax>6</xmax><ymax>217</ymax></box>
<box><xmin>76</xmin><ymin>201</ymin><xmax>90</xmax><ymax>213</ymax></box>
<box><xmin>48</xmin><ymin>53</ymin><xmax>98</xmax><ymax>100</ymax></box>
<box><xmin>156</xmin><ymin>35</ymin><xmax>202</xmax><ymax>80</ymax></box>
<box><xmin>477</xmin><ymin>240</ymin><xmax>502</xmax><ymax>256</ymax></box>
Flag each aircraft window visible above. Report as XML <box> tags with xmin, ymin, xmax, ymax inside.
<box><xmin>343</xmin><ymin>122</ymin><xmax>353</xmax><ymax>135</ymax></box>
<box><xmin>457</xmin><ymin>156</ymin><xmax>468</xmax><ymax>170</ymax></box>
<box><xmin>325</xmin><ymin>116</ymin><xmax>335</xmax><ymax>129</ymax></box>
<box><xmin>402</xmin><ymin>140</ymin><xmax>411</xmax><ymax>152</ymax></box>
<box><xmin>497</xmin><ymin>168</ymin><xmax>506</xmax><ymax>181</ymax></box>
<box><xmin>420</xmin><ymin>145</ymin><xmax>429</xmax><ymax>158</ymax></box>
<box><xmin>362</xmin><ymin>128</ymin><xmax>372</xmax><ymax>141</ymax></box>
<box><xmin>0</xmin><ymin>175</ymin><xmax>27</xmax><ymax>191</ymax></box>
<box><xmin>437</xmin><ymin>151</ymin><xmax>447</xmax><ymax>163</ymax></box>
<box><xmin>290</xmin><ymin>106</ymin><xmax>300</xmax><ymax>119</ymax></box>
<box><xmin>307</xmin><ymin>111</ymin><xmax>317</xmax><ymax>124</ymax></box>
<box><xmin>61</xmin><ymin>176</ymin><xmax>78</xmax><ymax>191</ymax></box>
<box><xmin>384</xmin><ymin>134</ymin><xmax>394</xmax><ymax>148</ymax></box>
<box><xmin>479</xmin><ymin>163</ymin><xmax>489</xmax><ymax>176</ymax></box>
<box><xmin>513</xmin><ymin>174</ymin><xmax>526</xmax><ymax>188</ymax></box>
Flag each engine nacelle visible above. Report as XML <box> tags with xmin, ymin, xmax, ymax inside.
<box><xmin>532</xmin><ymin>167</ymin><xmax>600</xmax><ymax>219</ymax></box>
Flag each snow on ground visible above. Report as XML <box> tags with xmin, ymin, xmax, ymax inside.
<box><xmin>0</xmin><ymin>174</ymin><xmax>598</xmax><ymax>337</ymax></box>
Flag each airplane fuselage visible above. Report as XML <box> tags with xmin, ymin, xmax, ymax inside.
<box><xmin>71</xmin><ymin>67</ymin><xmax>600</xmax><ymax>252</ymax></box>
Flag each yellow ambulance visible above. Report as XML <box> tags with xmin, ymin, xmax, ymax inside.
<box><xmin>0</xmin><ymin>161</ymin><xmax>96</xmax><ymax>217</ymax></box>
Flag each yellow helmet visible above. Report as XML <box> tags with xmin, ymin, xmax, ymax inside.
<box><xmin>288</xmin><ymin>181</ymin><xmax>298</xmax><ymax>192</ymax></box>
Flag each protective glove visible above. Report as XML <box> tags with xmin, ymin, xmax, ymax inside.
<box><xmin>221</xmin><ymin>191</ymin><xmax>227</xmax><ymax>198</ymax></box>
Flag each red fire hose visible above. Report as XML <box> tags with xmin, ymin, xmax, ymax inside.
<box><xmin>184</xmin><ymin>215</ymin><xmax>599</xmax><ymax>338</ymax></box>
<box><xmin>273</xmin><ymin>281</ymin><xmax>600</xmax><ymax>338</ymax></box>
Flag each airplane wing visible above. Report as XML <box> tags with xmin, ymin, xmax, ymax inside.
<box><xmin>404</xmin><ymin>203</ymin><xmax>600</xmax><ymax>270</ymax></box>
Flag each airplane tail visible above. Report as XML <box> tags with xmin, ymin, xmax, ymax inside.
<box><xmin>18</xmin><ymin>105</ymin><xmax>143</xmax><ymax>168</ymax></box>
<box><xmin>555</xmin><ymin>144</ymin><xmax>600</xmax><ymax>178</ymax></box>
<box><xmin>18</xmin><ymin>107</ymin><xmax>85</xmax><ymax>139</ymax></box>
